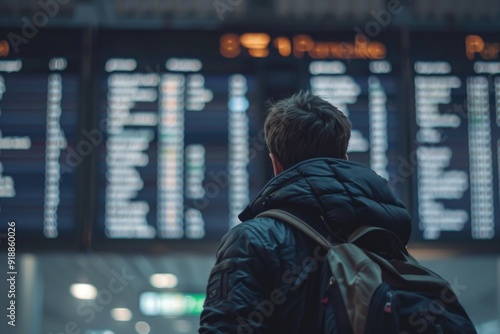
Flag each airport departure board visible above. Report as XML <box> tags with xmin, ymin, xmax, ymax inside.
<box><xmin>218</xmin><ymin>31</ymin><xmax>404</xmax><ymax>190</ymax></box>
<box><xmin>93</xmin><ymin>30</ymin><xmax>407</xmax><ymax>244</ymax></box>
<box><xmin>410</xmin><ymin>32</ymin><xmax>500</xmax><ymax>242</ymax></box>
<box><xmin>0</xmin><ymin>29</ymin><xmax>81</xmax><ymax>244</ymax></box>
<box><xmin>94</xmin><ymin>30</ymin><xmax>267</xmax><ymax>241</ymax></box>
<box><xmin>1</xmin><ymin>27</ymin><xmax>499</xmax><ymax>249</ymax></box>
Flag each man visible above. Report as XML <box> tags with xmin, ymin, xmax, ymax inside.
<box><xmin>199</xmin><ymin>91</ymin><xmax>411</xmax><ymax>333</ymax></box>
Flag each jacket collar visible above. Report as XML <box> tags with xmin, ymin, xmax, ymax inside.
<box><xmin>239</xmin><ymin>158</ymin><xmax>412</xmax><ymax>244</ymax></box>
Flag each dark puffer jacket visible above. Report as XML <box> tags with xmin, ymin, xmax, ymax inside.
<box><xmin>199</xmin><ymin>158</ymin><xmax>411</xmax><ymax>334</ymax></box>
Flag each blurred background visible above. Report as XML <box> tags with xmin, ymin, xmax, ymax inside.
<box><xmin>0</xmin><ymin>0</ymin><xmax>499</xmax><ymax>333</ymax></box>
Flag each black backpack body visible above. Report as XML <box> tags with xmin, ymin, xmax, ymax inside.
<box><xmin>257</xmin><ymin>209</ymin><xmax>477</xmax><ymax>334</ymax></box>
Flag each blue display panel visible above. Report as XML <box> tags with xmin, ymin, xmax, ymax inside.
<box><xmin>94</xmin><ymin>30</ymin><xmax>266</xmax><ymax>242</ymax></box>
<box><xmin>2</xmin><ymin>27</ymin><xmax>499</xmax><ymax>249</ymax></box>
<box><xmin>217</xmin><ymin>31</ymin><xmax>404</xmax><ymax>193</ymax></box>
<box><xmin>0</xmin><ymin>29</ymin><xmax>82</xmax><ymax>246</ymax></box>
<box><xmin>409</xmin><ymin>32</ymin><xmax>500</xmax><ymax>243</ymax></box>
<box><xmin>93</xmin><ymin>30</ymin><xmax>405</xmax><ymax>246</ymax></box>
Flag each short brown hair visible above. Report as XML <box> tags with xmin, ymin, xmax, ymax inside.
<box><xmin>264</xmin><ymin>91</ymin><xmax>351</xmax><ymax>170</ymax></box>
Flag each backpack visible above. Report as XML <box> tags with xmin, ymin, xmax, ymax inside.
<box><xmin>256</xmin><ymin>209</ymin><xmax>477</xmax><ymax>334</ymax></box>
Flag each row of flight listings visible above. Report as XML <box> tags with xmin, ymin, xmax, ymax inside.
<box><xmin>0</xmin><ymin>28</ymin><xmax>499</xmax><ymax>250</ymax></box>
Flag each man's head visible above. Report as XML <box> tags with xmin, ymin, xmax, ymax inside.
<box><xmin>264</xmin><ymin>91</ymin><xmax>351</xmax><ymax>175</ymax></box>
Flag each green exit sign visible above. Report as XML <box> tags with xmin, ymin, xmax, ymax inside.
<box><xmin>140</xmin><ymin>292</ymin><xmax>205</xmax><ymax>316</ymax></box>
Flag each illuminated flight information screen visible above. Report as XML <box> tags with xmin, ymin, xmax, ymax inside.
<box><xmin>94</xmin><ymin>30</ymin><xmax>405</xmax><ymax>243</ymax></box>
<box><xmin>410</xmin><ymin>32</ymin><xmax>500</xmax><ymax>242</ymax></box>
<box><xmin>95</xmin><ymin>30</ymin><xmax>266</xmax><ymax>241</ymax></box>
<box><xmin>0</xmin><ymin>29</ymin><xmax>81</xmax><ymax>243</ymax></box>
<box><xmin>221</xmin><ymin>31</ymin><xmax>405</xmax><ymax>194</ymax></box>
<box><xmin>217</xmin><ymin>31</ymin><xmax>403</xmax><ymax>182</ymax></box>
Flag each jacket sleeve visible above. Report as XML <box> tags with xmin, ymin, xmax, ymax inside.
<box><xmin>199</xmin><ymin>224</ymin><xmax>277</xmax><ymax>334</ymax></box>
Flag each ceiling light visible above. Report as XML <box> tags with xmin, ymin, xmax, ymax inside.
<box><xmin>111</xmin><ymin>308</ymin><xmax>132</xmax><ymax>321</ymax></box>
<box><xmin>70</xmin><ymin>284</ymin><xmax>97</xmax><ymax>300</ymax></box>
<box><xmin>150</xmin><ymin>273</ymin><xmax>178</xmax><ymax>288</ymax></box>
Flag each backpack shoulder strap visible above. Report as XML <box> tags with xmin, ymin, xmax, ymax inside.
<box><xmin>348</xmin><ymin>225</ymin><xmax>418</xmax><ymax>263</ymax></box>
<box><xmin>256</xmin><ymin>209</ymin><xmax>333</xmax><ymax>249</ymax></box>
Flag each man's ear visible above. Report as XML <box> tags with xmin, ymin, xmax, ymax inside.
<box><xmin>269</xmin><ymin>153</ymin><xmax>284</xmax><ymax>176</ymax></box>
<box><xmin>345</xmin><ymin>153</ymin><xmax>349</xmax><ymax>160</ymax></box>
